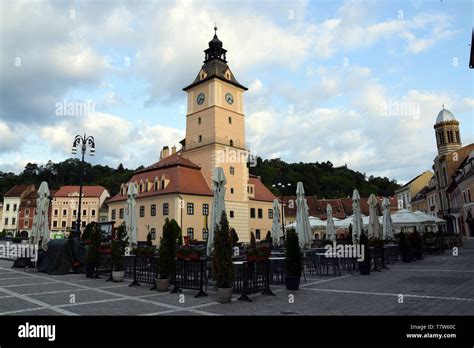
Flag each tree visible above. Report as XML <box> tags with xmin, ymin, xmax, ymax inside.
<box><xmin>86</xmin><ymin>223</ymin><xmax>101</xmax><ymax>265</ymax></box>
<box><xmin>157</xmin><ymin>218</ymin><xmax>177</xmax><ymax>279</ymax></box>
<box><xmin>146</xmin><ymin>231</ymin><xmax>153</xmax><ymax>246</ymax></box>
<box><xmin>212</xmin><ymin>211</ymin><xmax>234</xmax><ymax>288</ymax></box>
<box><xmin>285</xmin><ymin>230</ymin><xmax>302</xmax><ymax>277</ymax></box>
<box><xmin>265</xmin><ymin>231</ymin><xmax>272</xmax><ymax>244</ymax></box>
<box><xmin>172</xmin><ymin>220</ymin><xmax>183</xmax><ymax>245</ymax></box>
<box><xmin>230</xmin><ymin>228</ymin><xmax>239</xmax><ymax>246</ymax></box>
<box><xmin>250</xmin><ymin>232</ymin><xmax>256</xmax><ymax>249</ymax></box>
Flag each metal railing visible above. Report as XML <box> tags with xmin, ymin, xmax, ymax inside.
<box><xmin>171</xmin><ymin>258</ymin><xmax>208</xmax><ymax>297</ymax></box>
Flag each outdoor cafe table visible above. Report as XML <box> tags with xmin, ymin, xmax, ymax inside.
<box><xmin>315</xmin><ymin>252</ymin><xmax>341</xmax><ymax>276</ymax></box>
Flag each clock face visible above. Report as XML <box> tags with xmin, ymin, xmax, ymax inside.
<box><xmin>197</xmin><ymin>93</ymin><xmax>205</xmax><ymax>105</ymax></box>
<box><xmin>225</xmin><ymin>93</ymin><xmax>234</xmax><ymax>105</ymax></box>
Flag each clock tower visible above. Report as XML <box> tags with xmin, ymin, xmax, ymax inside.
<box><xmin>181</xmin><ymin>27</ymin><xmax>250</xmax><ymax>241</ymax></box>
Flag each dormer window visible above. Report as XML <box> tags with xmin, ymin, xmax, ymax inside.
<box><xmin>154</xmin><ymin>181</ymin><xmax>158</xmax><ymax>191</ymax></box>
<box><xmin>161</xmin><ymin>180</ymin><xmax>165</xmax><ymax>190</ymax></box>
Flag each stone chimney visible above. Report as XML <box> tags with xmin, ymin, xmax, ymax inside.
<box><xmin>171</xmin><ymin>145</ymin><xmax>177</xmax><ymax>154</ymax></box>
<box><xmin>160</xmin><ymin>146</ymin><xmax>170</xmax><ymax>160</ymax></box>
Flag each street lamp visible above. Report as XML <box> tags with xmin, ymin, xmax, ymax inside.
<box><xmin>71</xmin><ymin>134</ymin><xmax>95</xmax><ymax>239</ymax></box>
<box><xmin>272</xmin><ymin>182</ymin><xmax>291</xmax><ymax>239</ymax></box>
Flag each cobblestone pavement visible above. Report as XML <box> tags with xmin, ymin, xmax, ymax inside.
<box><xmin>0</xmin><ymin>240</ymin><xmax>473</xmax><ymax>316</ymax></box>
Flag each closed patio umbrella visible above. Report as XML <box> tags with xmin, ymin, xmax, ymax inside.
<box><xmin>271</xmin><ymin>199</ymin><xmax>283</xmax><ymax>244</ymax></box>
<box><xmin>352</xmin><ymin>189</ymin><xmax>363</xmax><ymax>243</ymax></box>
<box><xmin>367</xmin><ymin>194</ymin><xmax>381</xmax><ymax>239</ymax></box>
<box><xmin>31</xmin><ymin>181</ymin><xmax>51</xmax><ymax>251</ymax></box>
<box><xmin>295</xmin><ymin>182</ymin><xmax>312</xmax><ymax>249</ymax></box>
<box><xmin>382</xmin><ymin>197</ymin><xmax>394</xmax><ymax>240</ymax></box>
<box><xmin>124</xmin><ymin>182</ymin><xmax>138</xmax><ymax>246</ymax></box>
<box><xmin>326</xmin><ymin>203</ymin><xmax>336</xmax><ymax>243</ymax></box>
<box><xmin>207</xmin><ymin>167</ymin><xmax>227</xmax><ymax>256</ymax></box>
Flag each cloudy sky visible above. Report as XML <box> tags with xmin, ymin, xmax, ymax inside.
<box><xmin>0</xmin><ymin>0</ymin><xmax>472</xmax><ymax>183</ymax></box>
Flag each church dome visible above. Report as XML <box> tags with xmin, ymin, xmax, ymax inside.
<box><xmin>436</xmin><ymin>108</ymin><xmax>456</xmax><ymax>124</ymax></box>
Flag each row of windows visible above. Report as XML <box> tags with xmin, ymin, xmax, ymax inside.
<box><xmin>3</xmin><ymin>218</ymin><xmax>16</xmax><ymax>226</ymax></box>
<box><xmin>52</xmin><ymin>220</ymin><xmax>87</xmax><ymax>228</ymax></box>
<box><xmin>437</xmin><ymin>130</ymin><xmax>461</xmax><ymax>145</ymax></box>
<box><xmin>185</xmin><ymin>227</ymin><xmax>209</xmax><ymax>240</ymax></box>
<box><xmin>112</xmin><ymin>205</ymin><xmax>272</xmax><ymax>221</ymax></box>
<box><xmin>197</xmin><ymin>136</ymin><xmax>235</xmax><ymax>147</ymax></box>
<box><xmin>198</xmin><ymin>116</ymin><xmax>232</xmax><ymax>125</ymax></box>
<box><xmin>112</xmin><ymin>203</ymin><xmax>173</xmax><ymax>220</ymax></box>
<box><xmin>121</xmin><ymin>180</ymin><xmax>167</xmax><ymax>196</ymax></box>
<box><xmin>54</xmin><ymin>209</ymin><xmax>96</xmax><ymax>217</ymax></box>
<box><xmin>4</xmin><ymin>204</ymin><xmax>18</xmax><ymax>212</ymax></box>
<box><xmin>145</xmin><ymin>227</ymin><xmax>209</xmax><ymax>241</ymax></box>
<box><xmin>250</xmin><ymin>208</ymin><xmax>273</xmax><ymax>219</ymax></box>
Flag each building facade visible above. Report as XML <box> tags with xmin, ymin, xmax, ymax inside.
<box><xmin>446</xmin><ymin>151</ymin><xmax>474</xmax><ymax>237</ymax></box>
<box><xmin>51</xmin><ymin>186</ymin><xmax>110</xmax><ymax>233</ymax></box>
<box><xmin>431</xmin><ymin>108</ymin><xmax>474</xmax><ymax>234</ymax></box>
<box><xmin>0</xmin><ymin>185</ymin><xmax>35</xmax><ymax>234</ymax></box>
<box><xmin>395</xmin><ymin>171</ymin><xmax>433</xmax><ymax>211</ymax></box>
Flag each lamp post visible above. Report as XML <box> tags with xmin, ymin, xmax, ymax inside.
<box><xmin>272</xmin><ymin>182</ymin><xmax>291</xmax><ymax>240</ymax></box>
<box><xmin>71</xmin><ymin>134</ymin><xmax>95</xmax><ymax>240</ymax></box>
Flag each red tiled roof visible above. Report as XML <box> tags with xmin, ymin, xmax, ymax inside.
<box><xmin>4</xmin><ymin>185</ymin><xmax>35</xmax><ymax>198</ymax></box>
<box><xmin>249</xmin><ymin>175</ymin><xmax>277</xmax><ymax>202</ymax></box>
<box><xmin>136</xmin><ymin>153</ymin><xmax>200</xmax><ymax>173</ymax></box>
<box><xmin>54</xmin><ymin>186</ymin><xmax>107</xmax><ymax>198</ymax></box>
<box><xmin>283</xmin><ymin>196</ymin><xmax>385</xmax><ymax>218</ymax></box>
<box><xmin>107</xmin><ymin>155</ymin><xmax>212</xmax><ymax>203</ymax></box>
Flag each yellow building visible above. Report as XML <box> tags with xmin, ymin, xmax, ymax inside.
<box><xmin>108</xmin><ymin>28</ymin><xmax>275</xmax><ymax>244</ymax></box>
<box><xmin>51</xmin><ymin>186</ymin><xmax>110</xmax><ymax>232</ymax></box>
<box><xmin>395</xmin><ymin>171</ymin><xmax>433</xmax><ymax>211</ymax></box>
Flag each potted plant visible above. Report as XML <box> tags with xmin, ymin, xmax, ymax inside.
<box><xmin>156</xmin><ymin>218</ymin><xmax>177</xmax><ymax>292</ymax></box>
<box><xmin>111</xmin><ymin>223</ymin><xmax>128</xmax><ymax>282</ymax></box>
<box><xmin>285</xmin><ymin>230</ymin><xmax>302</xmax><ymax>290</ymax></box>
<box><xmin>85</xmin><ymin>223</ymin><xmax>101</xmax><ymax>278</ymax></box>
<box><xmin>358</xmin><ymin>231</ymin><xmax>371</xmax><ymax>275</ymax></box>
<box><xmin>212</xmin><ymin>211</ymin><xmax>234</xmax><ymax>303</ymax></box>
<box><xmin>399</xmin><ymin>232</ymin><xmax>411</xmax><ymax>263</ymax></box>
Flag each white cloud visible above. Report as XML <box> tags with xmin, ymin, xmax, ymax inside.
<box><xmin>39</xmin><ymin>112</ymin><xmax>183</xmax><ymax>169</ymax></box>
<box><xmin>0</xmin><ymin>121</ymin><xmax>18</xmax><ymax>153</ymax></box>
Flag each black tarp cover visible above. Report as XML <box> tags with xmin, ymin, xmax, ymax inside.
<box><xmin>37</xmin><ymin>239</ymin><xmax>86</xmax><ymax>275</ymax></box>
